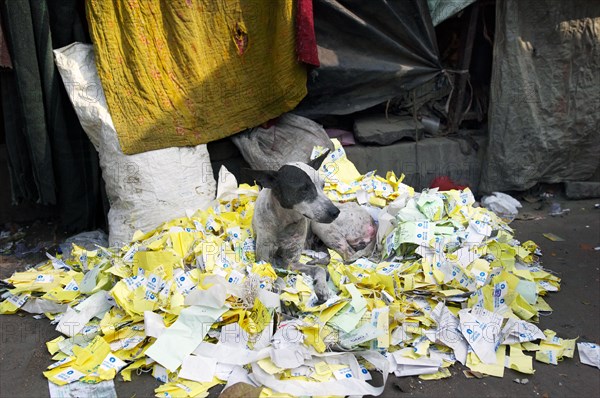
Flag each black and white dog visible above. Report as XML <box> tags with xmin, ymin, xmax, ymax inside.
<box><xmin>248</xmin><ymin>151</ymin><xmax>338</xmax><ymax>303</ymax></box>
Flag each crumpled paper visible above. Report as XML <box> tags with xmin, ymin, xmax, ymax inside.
<box><xmin>0</xmin><ymin>144</ymin><xmax>574</xmax><ymax>397</ymax></box>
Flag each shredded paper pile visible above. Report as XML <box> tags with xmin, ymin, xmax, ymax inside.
<box><xmin>0</xmin><ymin>145</ymin><xmax>585</xmax><ymax>397</ymax></box>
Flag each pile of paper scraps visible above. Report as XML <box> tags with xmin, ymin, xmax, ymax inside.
<box><xmin>0</xmin><ymin>142</ymin><xmax>593</xmax><ymax>398</ymax></box>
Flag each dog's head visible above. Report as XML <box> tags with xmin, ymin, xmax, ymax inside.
<box><xmin>248</xmin><ymin>151</ymin><xmax>340</xmax><ymax>223</ymax></box>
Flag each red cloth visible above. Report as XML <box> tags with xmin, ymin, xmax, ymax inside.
<box><xmin>430</xmin><ymin>176</ymin><xmax>467</xmax><ymax>191</ymax></box>
<box><xmin>296</xmin><ymin>0</ymin><xmax>319</xmax><ymax>67</ymax></box>
<box><xmin>0</xmin><ymin>19</ymin><xmax>12</xmax><ymax>69</ymax></box>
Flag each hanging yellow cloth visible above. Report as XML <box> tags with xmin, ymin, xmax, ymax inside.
<box><xmin>86</xmin><ymin>0</ymin><xmax>306</xmax><ymax>154</ymax></box>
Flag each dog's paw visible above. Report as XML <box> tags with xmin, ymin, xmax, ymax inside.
<box><xmin>313</xmin><ymin>286</ymin><xmax>331</xmax><ymax>305</ymax></box>
<box><xmin>312</xmin><ymin>269</ymin><xmax>331</xmax><ymax>305</ymax></box>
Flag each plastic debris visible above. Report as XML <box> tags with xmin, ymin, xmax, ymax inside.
<box><xmin>58</xmin><ymin>230</ymin><xmax>108</xmax><ymax>259</ymax></box>
<box><xmin>513</xmin><ymin>378</ymin><xmax>529</xmax><ymax>384</ymax></box>
<box><xmin>0</xmin><ymin>228</ymin><xmax>26</xmax><ymax>255</ymax></box>
<box><xmin>481</xmin><ymin>192</ymin><xmax>522</xmax><ymax>222</ymax></box>
<box><xmin>548</xmin><ymin>202</ymin><xmax>570</xmax><ymax>217</ymax></box>
<box><xmin>0</xmin><ymin>143</ymin><xmax>576</xmax><ymax>397</ymax></box>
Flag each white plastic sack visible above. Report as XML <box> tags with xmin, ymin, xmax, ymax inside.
<box><xmin>54</xmin><ymin>43</ymin><xmax>216</xmax><ymax>246</ymax></box>
<box><xmin>481</xmin><ymin>192</ymin><xmax>522</xmax><ymax>222</ymax></box>
<box><xmin>231</xmin><ymin>113</ymin><xmax>334</xmax><ymax>170</ymax></box>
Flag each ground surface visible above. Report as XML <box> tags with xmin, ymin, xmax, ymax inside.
<box><xmin>0</xmin><ymin>199</ymin><xmax>598</xmax><ymax>398</ymax></box>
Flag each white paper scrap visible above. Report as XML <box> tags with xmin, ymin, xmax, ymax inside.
<box><xmin>223</xmin><ymin>365</ymin><xmax>259</xmax><ymax>391</ymax></box>
<box><xmin>391</xmin><ymin>349</ymin><xmax>443</xmax><ymax>377</ymax></box>
<box><xmin>345</xmin><ymin>284</ymin><xmax>367</xmax><ymax>312</ymax></box>
<box><xmin>48</xmin><ymin>380</ymin><xmax>117</xmax><ymax>398</ymax></box>
<box><xmin>501</xmin><ymin>318</ymin><xmax>545</xmax><ymax>345</ymax></box>
<box><xmin>184</xmin><ymin>285</ymin><xmax>227</xmax><ymax>308</ymax></box>
<box><xmin>217</xmin><ymin>166</ymin><xmax>239</xmax><ymax>201</ymax></box>
<box><xmin>257</xmin><ymin>289</ymin><xmax>281</xmax><ymax>310</ymax></box>
<box><xmin>144</xmin><ymin>311</ymin><xmax>167</xmax><ymax>338</ymax></box>
<box><xmin>429</xmin><ymin>302</ymin><xmax>468</xmax><ymax>364</ymax></box>
<box><xmin>178</xmin><ymin>354</ymin><xmax>218</xmax><ymax>383</ymax></box>
<box><xmin>145</xmin><ymin>305</ymin><xmax>228</xmax><ymax>372</ymax></box>
<box><xmin>270</xmin><ymin>344</ymin><xmax>309</xmax><ymax>369</ymax></box>
<box><xmin>22</xmin><ymin>298</ymin><xmax>68</xmax><ymax>314</ymax></box>
<box><xmin>56</xmin><ymin>291</ymin><xmax>113</xmax><ymax>337</ymax></box>
<box><xmin>193</xmin><ymin>342</ymin><xmax>271</xmax><ymax>366</ymax></box>
<box><xmin>51</xmin><ymin>368</ymin><xmax>86</xmax><ymax>384</ymax></box>
<box><xmin>339</xmin><ymin>324</ymin><xmax>383</xmax><ymax>348</ymax></box>
<box><xmin>251</xmin><ymin>351</ymin><xmax>388</xmax><ymax>397</ymax></box>
<box><xmin>99</xmin><ymin>354</ymin><xmax>127</xmax><ymax>372</ymax></box>
<box><xmin>458</xmin><ymin>306</ymin><xmax>503</xmax><ymax>364</ymax></box>
<box><xmin>577</xmin><ymin>342</ymin><xmax>600</xmax><ymax>369</ymax></box>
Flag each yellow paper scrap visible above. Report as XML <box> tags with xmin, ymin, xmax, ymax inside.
<box><xmin>467</xmin><ymin>347</ymin><xmax>506</xmax><ymax>378</ymax></box>
<box><xmin>508</xmin><ymin>345</ymin><xmax>535</xmax><ymax>374</ymax></box>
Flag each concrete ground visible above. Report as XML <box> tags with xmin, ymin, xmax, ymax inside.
<box><xmin>0</xmin><ymin>199</ymin><xmax>598</xmax><ymax>398</ymax></box>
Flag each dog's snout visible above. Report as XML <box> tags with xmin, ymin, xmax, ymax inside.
<box><xmin>329</xmin><ymin>206</ymin><xmax>340</xmax><ymax>219</ymax></box>
<box><xmin>316</xmin><ymin>205</ymin><xmax>340</xmax><ymax>223</ymax></box>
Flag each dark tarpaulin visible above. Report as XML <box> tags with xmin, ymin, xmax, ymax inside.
<box><xmin>480</xmin><ymin>0</ymin><xmax>600</xmax><ymax>193</ymax></box>
<box><xmin>296</xmin><ymin>0</ymin><xmax>443</xmax><ymax>117</ymax></box>
<box><xmin>0</xmin><ymin>0</ymin><xmax>104</xmax><ymax>231</ymax></box>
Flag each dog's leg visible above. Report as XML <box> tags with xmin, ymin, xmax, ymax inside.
<box><xmin>346</xmin><ymin>239</ymin><xmax>376</xmax><ymax>263</ymax></box>
<box><xmin>256</xmin><ymin>234</ymin><xmax>278</xmax><ymax>265</ymax></box>
<box><xmin>290</xmin><ymin>262</ymin><xmax>330</xmax><ymax>304</ymax></box>
<box><xmin>311</xmin><ymin>223</ymin><xmax>356</xmax><ymax>262</ymax></box>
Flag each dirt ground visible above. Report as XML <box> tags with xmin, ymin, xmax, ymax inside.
<box><xmin>0</xmin><ymin>198</ymin><xmax>598</xmax><ymax>398</ymax></box>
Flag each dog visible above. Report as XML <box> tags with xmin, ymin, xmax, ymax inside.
<box><xmin>310</xmin><ymin>201</ymin><xmax>377</xmax><ymax>263</ymax></box>
<box><xmin>248</xmin><ymin>151</ymin><xmax>339</xmax><ymax>303</ymax></box>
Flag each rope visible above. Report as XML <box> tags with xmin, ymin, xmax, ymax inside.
<box><xmin>441</xmin><ymin>68</ymin><xmax>473</xmax><ymax>129</ymax></box>
<box><xmin>412</xmin><ymin>90</ymin><xmax>421</xmax><ymax>190</ymax></box>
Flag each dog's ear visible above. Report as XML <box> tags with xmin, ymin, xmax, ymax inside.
<box><xmin>244</xmin><ymin>169</ymin><xmax>278</xmax><ymax>189</ymax></box>
<box><xmin>308</xmin><ymin>149</ymin><xmax>331</xmax><ymax>170</ymax></box>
